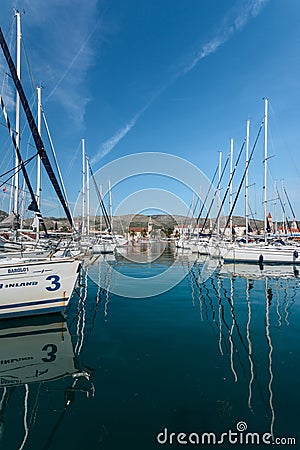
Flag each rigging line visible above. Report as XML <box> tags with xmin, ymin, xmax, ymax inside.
<box><xmin>0</xmin><ymin>128</ymin><xmax>15</xmax><ymax>168</ymax></box>
<box><xmin>190</xmin><ymin>195</ymin><xmax>200</xmax><ymax>227</ymax></box>
<box><xmin>275</xmin><ymin>185</ymin><xmax>292</xmax><ymax>234</ymax></box>
<box><xmin>200</xmin><ymin>155</ymin><xmax>230</xmax><ymax>233</ymax></box>
<box><xmin>0</xmin><ymin>16</ymin><xmax>14</xmax><ymax>94</ymax></box>
<box><xmin>2</xmin><ymin>16</ymin><xmax>15</xmax><ymax>44</ymax></box>
<box><xmin>183</xmin><ymin>197</ymin><xmax>196</xmax><ymax>232</ymax></box>
<box><xmin>21</xmin><ymin>34</ymin><xmax>36</xmax><ymax>91</ymax></box>
<box><xmin>88</xmin><ymin>160</ymin><xmax>111</xmax><ymax>231</ymax></box>
<box><xmin>222</xmin><ymin>119</ymin><xmax>264</xmax><ymax>235</ymax></box>
<box><xmin>0</xmin><ymin>94</ymin><xmax>47</xmax><ymax>234</ymax></box>
<box><xmin>0</xmin><ymin>119</ymin><xmax>15</xmax><ymax>130</ymax></box>
<box><xmin>0</xmin><ymin>27</ymin><xmax>75</xmax><ymax>231</ymax></box>
<box><xmin>194</xmin><ymin>164</ymin><xmax>218</xmax><ymax>230</ymax></box>
<box><xmin>248</xmin><ymin>202</ymin><xmax>259</xmax><ymax>233</ymax></box>
<box><xmin>45</xmin><ymin>21</ymin><xmax>100</xmax><ymax>102</ymax></box>
<box><xmin>65</xmin><ymin>141</ymin><xmax>81</xmax><ymax>181</ymax></box>
<box><xmin>0</xmin><ymin>152</ymin><xmax>37</xmax><ymax>179</ymax></box>
<box><xmin>211</xmin><ymin>138</ymin><xmax>246</xmax><ymax>236</ymax></box>
<box><xmin>42</xmin><ymin>110</ymin><xmax>71</xmax><ymax>213</ymax></box>
<box><xmin>283</xmin><ymin>186</ymin><xmax>299</xmax><ymax>230</ymax></box>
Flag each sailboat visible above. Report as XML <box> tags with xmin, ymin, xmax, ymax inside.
<box><xmin>212</xmin><ymin>98</ymin><xmax>300</xmax><ymax>265</ymax></box>
<box><xmin>0</xmin><ymin>18</ymin><xmax>80</xmax><ymax>318</ymax></box>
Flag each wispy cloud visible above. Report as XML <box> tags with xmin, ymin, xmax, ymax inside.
<box><xmin>179</xmin><ymin>0</ymin><xmax>269</xmax><ymax>75</ymax></box>
<box><xmin>91</xmin><ymin>115</ymin><xmax>140</xmax><ymax>166</ymax></box>
<box><xmin>19</xmin><ymin>0</ymin><xmax>103</xmax><ymax>126</ymax></box>
<box><xmin>91</xmin><ymin>100</ymin><xmax>153</xmax><ymax>165</ymax></box>
<box><xmin>92</xmin><ymin>0</ymin><xmax>269</xmax><ymax>165</ymax></box>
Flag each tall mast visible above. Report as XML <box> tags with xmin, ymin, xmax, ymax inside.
<box><xmin>108</xmin><ymin>179</ymin><xmax>113</xmax><ymax>232</ymax></box>
<box><xmin>0</xmin><ymin>26</ymin><xmax>75</xmax><ymax>230</ymax></box>
<box><xmin>273</xmin><ymin>180</ymin><xmax>277</xmax><ymax>234</ymax></box>
<box><xmin>100</xmin><ymin>185</ymin><xmax>103</xmax><ymax>232</ymax></box>
<box><xmin>229</xmin><ymin>138</ymin><xmax>234</xmax><ymax>241</ymax></box>
<box><xmin>13</xmin><ymin>10</ymin><xmax>21</xmax><ymax>219</ymax></box>
<box><xmin>263</xmin><ymin>97</ymin><xmax>268</xmax><ymax>241</ymax></box>
<box><xmin>35</xmin><ymin>86</ymin><xmax>42</xmax><ymax>241</ymax></box>
<box><xmin>81</xmin><ymin>138</ymin><xmax>86</xmax><ymax>235</ymax></box>
<box><xmin>281</xmin><ymin>179</ymin><xmax>286</xmax><ymax>234</ymax></box>
<box><xmin>86</xmin><ymin>155</ymin><xmax>90</xmax><ymax>236</ymax></box>
<box><xmin>217</xmin><ymin>151</ymin><xmax>222</xmax><ymax>237</ymax></box>
<box><xmin>245</xmin><ymin>119</ymin><xmax>250</xmax><ymax>243</ymax></box>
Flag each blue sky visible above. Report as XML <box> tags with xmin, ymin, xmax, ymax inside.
<box><xmin>0</xmin><ymin>0</ymin><xmax>300</xmax><ymax>223</ymax></box>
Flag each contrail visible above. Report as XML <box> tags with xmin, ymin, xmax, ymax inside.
<box><xmin>92</xmin><ymin>0</ymin><xmax>269</xmax><ymax>165</ymax></box>
<box><xmin>180</xmin><ymin>0</ymin><xmax>269</xmax><ymax>76</ymax></box>
<box><xmin>91</xmin><ymin>113</ymin><xmax>141</xmax><ymax>165</ymax></box>
<box><xmin>45</xmin><ymin>22</ymin><xmax>99</xmax><ymax>102</ymax></box>
<box><xmin>91</xmin><ymin>100</ymin><xmax>152</xmax><ymax>165</ymax></box>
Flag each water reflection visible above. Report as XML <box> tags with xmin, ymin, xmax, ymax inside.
<box><xmin>84</xmin><ymin>247</ymin><xmax>299</xmax><ymax>438</ymax></box>
<box><xmin>82</xmin><ymin>249</ymin><xmax>299</xmax><ymax>446</ymax></box>
<box><xmin>188</xmin><ymin>257</ymin><xmax>300</xmax><ymax>440</ymax></box>
<box><xmin>0</xmin><ymin>314</ymin><xmax>94</xmax><ymax>449</ymax></box>
<box><xmin>2</xmin><ymin>246</ymin><xmax>297</xmax><ymax>449</ymax></box>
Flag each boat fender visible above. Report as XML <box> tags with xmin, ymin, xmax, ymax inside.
<box><xmin>294</xmin><ymin>250</ymin><xmax>298</xmax><ymax>259</ymax></box>
<box><xmin>259</xmin><ymin>254</ymin><xmax>264</xmax><ymax>264</ymax></box>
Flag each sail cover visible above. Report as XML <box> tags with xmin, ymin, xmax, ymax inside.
<box><xmin>0</xmin><ymin>27</ymin><xmax>75</xmax><ymax>231</ymax></box>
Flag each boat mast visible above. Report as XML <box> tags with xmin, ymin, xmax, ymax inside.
<box><xmin>263</xmin><ymin>97</ymin><xmax>268</xmax><ymax>242</ymax></box>
<box><xmin>86</xmin><ymin>154</ymin><xmax>90</xmax><ymax>237</ymax></box>
<box><xmin>217</xmin><ymin>151</ymin><xmax>222</xmax><ymax>237</ymax></box>
<box><xmin>281</xmin><ymin>179</ymin><xmax>287</xmax><ymax>234</ymax></box>
<box><xmin>0</xmin><ymin>26</ymin><xmax>75</xmax><ymax>231</ymax></box>
<box><xmin>13</xmin><ymin>10</ymin><xmax>21</xmax><ymax>222</ymax></box>
<box><xmin>108</xmin><ymin>179</ymin><xmax>113</xmax><ymax>232</ymax></box>
<box><xmin>273</xmin><ymin>180</ymin><xmax>277</xmax><ymax>234</ymax></box>
<box><xmin>100</xmin><ymin>184</ymin><xmax>103</xmax><ymax>232</ymax></box>
<box><xmin>245</xmin><ymin>119</ymin><xmax>250</xmax><ymax>243</ymax></box>
<box><xmin>35</xmin><ymin>86</ymin><xmax>42</xmax><ymax>241</ymax></box>
<box><xmin>0</xmin><ymin>94</ymin><xmax>48</xmax><ymax>235</ymax></box>
<box><xmin>229</xmin><ymin>138</ymin><xmax>234</xmax><ymax>241</ymax></box>
<box><xmin>81</xmin><ymin>138</ymin><xmax>86</xmax><ymax>235</ymax></box>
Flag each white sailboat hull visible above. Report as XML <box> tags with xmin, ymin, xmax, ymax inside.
<box><xmin>0</xmin><ymin>257</ymin><xmax>80</xmax><ymax>318</ymax></box>
<box><xmin>92</xmin><ymin>241</ymin><xmax>116</xmax><ymax>254</ymax></box>
<box><xmin>219</xmin><ymin>242</ymin><xmax>300</xmax><ymax>264</ymax></box>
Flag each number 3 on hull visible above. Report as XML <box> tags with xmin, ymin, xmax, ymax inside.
<box><xmin>0</xmin><ymin>257</ymin><xmax>80</xmax><ymax>318</ymax></box>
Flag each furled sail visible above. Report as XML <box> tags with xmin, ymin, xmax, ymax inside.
<box><xmin>0</xmin><ymin>27</ymin><xmax>75</xmax><ymax>231</ymax></box>
<box><xmin>0</xmin><ymin>95</ymin><xmax>48</xmax><ymax>235</ymax></box>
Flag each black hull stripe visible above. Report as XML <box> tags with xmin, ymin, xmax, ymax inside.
<box><xmin>0</xmin><ymin>297</ymin><xmax>69</xmax><ymax>311</ymax></box>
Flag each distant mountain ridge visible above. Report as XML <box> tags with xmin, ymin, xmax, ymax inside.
<box><xmin>16</xmin><ymin>213</ymin><xmax>265</xmax><ymax>233</ymax></box>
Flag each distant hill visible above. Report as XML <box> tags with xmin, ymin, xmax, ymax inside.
<box><xmin>101</xmin><ymin>214</ymin><xmax>264</xmax><ymax>233</ymax></box>
<box><xmin>19</xmin><ymin>213</ymin><xmax>265</xmax><ymax>233</ymax></box>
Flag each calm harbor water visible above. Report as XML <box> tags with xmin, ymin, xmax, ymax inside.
<box><xmin>0</xmin><ymin>243</ymin><xmax>299</xmax><ymax>449</ymax></box>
